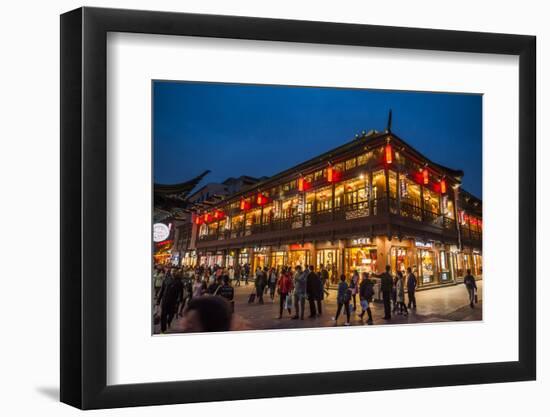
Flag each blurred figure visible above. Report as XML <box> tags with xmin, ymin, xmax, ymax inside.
<box><xmin>180</xmin><ymin>296</ymin><xmax>233</xmax><ymax>333</ymax></box>
<box><xmin>463</xmin><ymin>269</ymin><xmax>478</xmax><ymax>308</ymax></box>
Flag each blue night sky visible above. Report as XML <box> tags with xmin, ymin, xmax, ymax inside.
<box><xmin>153</xmin><ymin>81</ymin><xmax>482</xmax><ymax>198</ymax></box>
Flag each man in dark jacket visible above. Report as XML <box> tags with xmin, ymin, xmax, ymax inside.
<box><xmin>463</xmin><ymin>269</ymin><xmax>477</xmax><ymax>308</ymax></box>
<box><xmin>406</xmin><ymin>267</ymin><xmax>417</xmax><ymax>309</ymax></box>
<box><xmin>156</xmin><ymin>269</ymin><xmax>184</xmax><ymax>333</ymax></box>
<box><xmin>255</xmin><ymin>267</ymin><xmax>267</xmax><ymax>304</ymax></box>
<box><xmin>376</xmin><ymin>265</ymin><xmax>393</xmax><ymax>320</ymax></box>
<box><xmin>306</xmin><ymin>265</ymin><xmax>322</xmax><ymax>317</ymax></box>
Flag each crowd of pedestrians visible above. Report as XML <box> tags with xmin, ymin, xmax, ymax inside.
<box><xmin>153</xmin><ymin>262</ymin><xmax>479</xmax><ymax>332</ymax></box>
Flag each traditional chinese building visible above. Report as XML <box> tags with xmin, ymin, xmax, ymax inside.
<box><xmin>183</xmin><ymin>127</ymin><xmax>482</xmax><ymax>288</ymax></box>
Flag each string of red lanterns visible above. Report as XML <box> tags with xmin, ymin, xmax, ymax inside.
<box><xmin>199</xmin><ymin>145</ymin><xmax>456</xmax><ymax>223</ymax></box>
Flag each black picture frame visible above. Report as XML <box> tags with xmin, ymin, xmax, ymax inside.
<box><xmin>60</xmin><ymin>6</ymin><xmax>536</xmax><ymax>410</ymax></box>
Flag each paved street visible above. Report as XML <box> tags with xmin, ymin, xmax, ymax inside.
<box><xmin>157</xmin><ymin>281</ymin><xmax>482</xmax><ymax>333</ymax></box>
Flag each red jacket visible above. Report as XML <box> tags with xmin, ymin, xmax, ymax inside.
<box><xmin>277</xmin><ymin>274</ymin><xmax>294</xmax><ymax>294</ymax></box>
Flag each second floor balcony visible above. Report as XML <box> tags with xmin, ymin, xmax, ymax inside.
<box><xmin>197</xmin><ymin>197</ymin><xmax>474</xmax><ymax>245</ymax></box>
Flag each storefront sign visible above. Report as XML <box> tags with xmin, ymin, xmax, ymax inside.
<box><xmin>415</xmin><ymin>240</ymin><xmax>432</xmax><ymax>248</ymax></box>
<box><xmin>153</xmin><ymin>223</ymin><xmax>171</xmax><ymax>242</ymax></box>
<box><xmin>351</xmin><ymin>237</ymin><xmax>371</xmax><ymax>246</ymax></box>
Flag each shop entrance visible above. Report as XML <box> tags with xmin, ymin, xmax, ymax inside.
<box><xmin>345</xmin><ymin>246</ymin><xmax>378</xmax><ymax>276</ymax></box>
<box><xmin>288</xmin><ymin>250</ymin><xmax>310</xmax><ymax>269</ymax></box>
<box><xmin>270</xmin><ymin>251</ymin><xmax>286</xmax><ymax>269</ymax></box>
<box><xmin>390</xmin><ymin>247</ymin><xmax>409</xmax><ymax>274</ymax></box>
<box><xmin>252</xmin><ymin>249</ymin><xmax>267</xmax><ymax>273</ymax></box>
<box><xmin>417</xmin><ymin>249</ymin><xmax>436</xmax><ymax>284</ymax></box>
<box><xmin>317</xmin><ymin>249</ymin><xmax>340</xmax><ymax>284</ymax></box>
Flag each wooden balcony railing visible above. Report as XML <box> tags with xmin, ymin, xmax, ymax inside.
<box><xmin>198</xmin><ymin>198</ymin><xmax>471</xmax><ymax>242</ymax></box>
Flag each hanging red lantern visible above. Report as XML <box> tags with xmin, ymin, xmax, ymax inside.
<box><xmin>440</xmin><ymin>178</ymin><xmax>447</xmax><ymax>194</ymax></box>
<box><xmin>256</xmin><ymin>193</ymin><xmax>268</xmax><ymax>205</ymax></box>
<box><xmin>240</xmin><ymin>198</ymin><xmax>250</xmax><ymax>211</ymax></box>
<box><xmin>195</xmin><ymin>215</ymin><xmax>204</xmax><ymax>225</ymax></box>
<box><xmin>204</xmin><ymin>213</ymin><xmax>212</xmax><ymax>223</ymax></box>
<box><xmin>384</xmin><ymin>143</ymin><xmax>393</xmax><ymax>164</ymax></box>
<box><xmin>213</xmin><ymin>209</ymin><xmax>225</xmax><ymax>220</ymax></box>
<box><xmin>422</xmin><ymin>168</ymin><xmax>429</xmax><ymax>185</ymax></box>
<box><xmin>327</xmin><ymin>166</ymin><xmax>341</xmax><ymax>183</ymax></box>
<box><xmin>298</xmin><ymin>177</ymin><xmax>311</xmax><ymax>192</ymax></box>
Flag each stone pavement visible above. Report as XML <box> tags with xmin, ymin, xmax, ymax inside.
<box><xmin>158</xmin><ymin>280</ymin><xmax>482</xmax><ymax>333</ymax></box>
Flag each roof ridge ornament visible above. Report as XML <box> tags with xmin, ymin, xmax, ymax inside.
<box><xmin>386</xmin><ymin>108</ymin><xmax>392</xmax><ymax>133</ymax></box>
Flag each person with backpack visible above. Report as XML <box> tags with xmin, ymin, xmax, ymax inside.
<box><xmin>332</xmin><ymin>274</ymin><xmax>351</xmax><ymax>326</ymax></box>
<box><xmin>359</xmin><ymin>272</ymin><xmax>375</xmax><ymax>325</ymax></box>
<box><xmin>463</xmin><ymin>269</ymin><xmax>478</xmax><ymax>308</ymax></box>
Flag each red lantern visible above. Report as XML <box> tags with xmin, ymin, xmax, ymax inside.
<box><xmin>440</xmin><ymin>179</ymin><xmax>447</xmax><ymax>194</ymax></box>
<box><xmin>298</xmin><ymin>177</ymin><xmax>311</xmax><ymax>192</ymax></box>
<box><xmin>240</xmin><ymin>198</ymin><xmax>250</xmax><ymax>211</ymax></box>
<box><xmin>422</xmin><ymin>168</ymin><xmax>429</xmax><ymax>185</ymax></box>
<box><xmin>256</xmin><ymin>193</ymin><xmax>268</xmax><ymax>205</ymax></box>
<box><xmin>327</xmin><ymin>166</ymin><xmax>341</xmax><ymax>183</ymax></box>
<box><xmin>195</xmin><ymin>215</ymin><xmax>203</xmax><ymax>225</ymax></box>
<box><xmin>213</xmin><ymin>209</ymin><xmax>225</xmax><ymax>220</ymax></box>
<box><xmin>204</xmin><ymin>213</ymin><xmax>212</xmax><ymax>223</ymax></box>
<box><xmin>384</xmin><ymin>143</ymin><xmax>393</xmax><ymax>164</ymax></box>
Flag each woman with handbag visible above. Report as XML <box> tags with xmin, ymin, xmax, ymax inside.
<box><xmin>276</xmin><ymin>266</ymin><xmax>294</xmax><ymax>319</ymax></box>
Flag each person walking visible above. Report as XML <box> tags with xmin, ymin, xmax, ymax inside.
<box><xmin>350</xmin><ymin>270</ymin><xmax>360</xmax><ymax>312</ymax></box>
<box><xmin>268</xmin><ymin>267</ymin><xmax>278</xmax><ymax>301</ymax></box>
<box><xmin>277</xmin><ymin>266</ymin><xmax>294</xmax><ymax>319</ymax></box>
<box><xmin>192</xmin><ymin>275</ymin><xmax>205</xmax><ymax>298</ymax></box>
<box><xmin>406</xmin><ymin>267</ymin><xmax>417</xmax><ymax>309</ymax></box>
<box><xmin>244</xmin><ymin>263</ymin><xmax>250</xmax><ymax>285</ymax></box>
<box><xmin>463</xmin><ymin>269</ymin><xmax>478</xmax><ymax>308</ymax></box>
<box><xmin>320</xmin><ymin>264</ymin><xmax>330</xmax><ymax>298</ymax></box>
<box><xmin>395</xmin><ymin>271</ymin><xmax>408</xmax><ymax>316</ymax></box>
<box><xmin>332</xmin><ymin>274</ymin><xmax>351</xmax><ymax>326</ymax></box>
<box><xmin>234</xmin><ymin>264</ymin><xmax>241</xmax><ymax>287</ymax></box>
<box><xmin>153</xmin><ymin>266</ymin><xmax>165</xmax><ymax>298</ymax></box>
<box><xmin>359</xmin><ymin>272</ymin><xmax>374</xmax><ymax>324</ymax></box>
<box><xmin>306</xmin><ymin>265</ymin><xmax>322</xmax><ymax>317</ymax></box>
<box><xmin>376</xmin><ymin>265</ymin><xmax>394</xmax><ymax>320</ymax></box>
<box><xmin>156</xmin><ymin>269</ymin><xmax>184</xmax><ymax>333</ymax></box>
<box><xmin>255</xmin><ymin>267</ymin><xmax>267</xmax><ymax>304</ymax></box>
<box><xmin>216</xmin><ymin>275</ymin><xmax>235</xmax><ymax>312</ymax></box>
<box><xmin>292</xmin><ymin>265</ymin><xmax>307</xmax><ymax>320</ymax></box>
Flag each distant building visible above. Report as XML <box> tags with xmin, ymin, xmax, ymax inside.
<box><xmin>171</xmin><ymin>175</ymin><xmax>265</xmax><ymax>266</ymax></box>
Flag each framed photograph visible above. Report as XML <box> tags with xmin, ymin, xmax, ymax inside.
<box><xmin>60</xmin><ymin>6</ymin><xmax>536</xmax><ymax>409</ymax></box>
